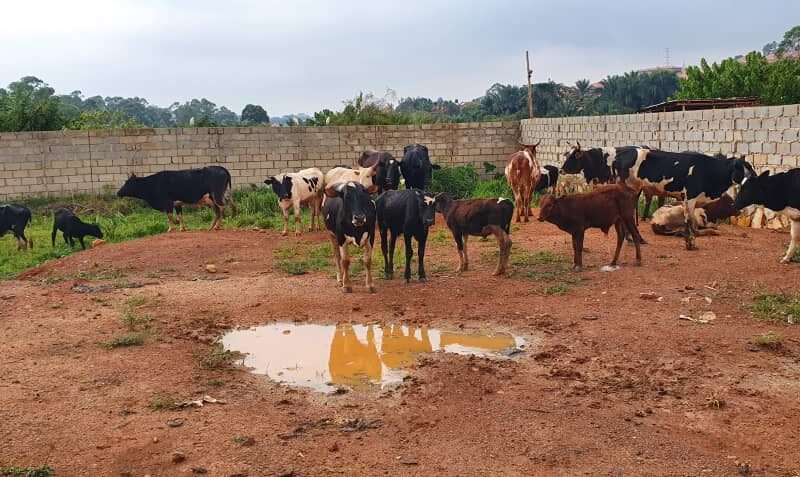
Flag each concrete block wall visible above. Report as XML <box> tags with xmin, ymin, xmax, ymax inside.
<box><xmin>520</xmin><ymin>104</ymin><xmax>800</xmax><ymax>171</ymax></box>
<box><xmin>0</xmin><ymin>122</ymin><xmax>520</xmax><ymax>200</ymax></box>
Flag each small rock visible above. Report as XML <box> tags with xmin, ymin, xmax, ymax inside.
<box><xmin>639</xmin><ymin>292</ymin><xmax>659</xmax><ymax>300</ymax></box>
<box><xmin>278</xmin><ymin>470</ymin><xmax>295</xmax><ymax>477</ymax></box>
<box><xmin>167</xmin><ymin>418</ymin><xmax>184</xmax><ymax>428</ymax></box>
<box><xmin>583</xmin><ymin>315</ymin><xmax>598</xmax><ymax>321</ymax></box>
<box><xmin>152</xmin><ymin>437</ymin><xmax>159</xmax><ymax>443</ymax></box>
<box><xmin>328</xmin><ymin>442</ymin><xmax>339</xmax><ymax>452</ymax></box>
<box><xmin>192</xmin><ymin>468</ymin><xmax>208</xmax><ymax>475</ymax></box>
<box><xmin>399</xmin><ymin>458</ymin><xmax>419</xmax><ymax>465</ymax></box>
<box><xmin>92</xmin><ymin>239</ymin><xmax>106</xmax><ymax>248</ymax></box>
<box><xmin>205</xmin><ymin>264</ymin><xmax>217</xmax><ymax>273</ymax></box>
<box><xmin>171</xmin><ymin>451</ymin><xmax>186</xmax><ymax>464</ymax></box>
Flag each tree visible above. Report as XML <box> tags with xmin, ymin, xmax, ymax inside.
<box><xmin>241</xmin><ymin>104</ymin><xmax>269</xmax><ymax>124</ymax></box>
<box><xmin>776</xmin><ymin>25</ymin><xmax>800</xmax><ymax>56</ymax></box>
<box><xmin>762</xmin><ymin>41</ymin><xmax>779</xmax><ymax>56</ymax></box>
<box><xmin>0</xmin><ymin>76</ymin><xmax>65</xmax><ymax>132</ymax></box>
<box><xmin>69</xmin><ymin>110</ymin><xmax>143</xmax><ymax>130</ymax></box>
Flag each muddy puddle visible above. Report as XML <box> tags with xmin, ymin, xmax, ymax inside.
<box><xmin>222</xmin><ymin>323</ymin><xmax>525</xmax><ymax>393</ymax></box>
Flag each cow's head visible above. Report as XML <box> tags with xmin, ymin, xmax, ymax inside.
<box><xmin>402</xmin><ymin>144</ymin><xmax>439</xmax><ymax>187</ymax></box>
<box><xmin>325</xmin><ymin>181</ymin><xmax>376</xmax><ymax>227</ymax></box>
<box><xmin>519</xmin><ymin>140</ymin><xmax>541</xmax><ymax>158</ymax></box>
<box><xmin>264</xmin><ymin>175</ymin><xmax>293</xmax><ymax>200</ymax></box>
<box><xmin>537</xmin><ymin>195</ymin><xmax>559</xmax><ymax>222</ymax></box>
<box><xmin>414</xmin><ymin>190</ymin><xmax>437</xmax><ymax>227</ymax></box>
<box><xmin>734</xmin><ymin>170</ymin><xmax>769</xmax><ymax>210</ymax></box>
<box><xmin>561</xmin><ymin>141</ymin><xmax>584</xmax><ymax>174</ymax></box>
<box><xmin>87</xmin><ymin>223</ymin><xmax>104</xmax><ymax>239</ymax></box>
<box><xmin>117</xmin><ymin>173</ymin><xmax>142</xmax><ymax>198</ymax></box>
<box><xmin>358</xmin><ymin>151</ymin><xmax>401</xmax><ymax>190</ymax></box>
<box><xmin>433</xmin><ymin>192</ymin><xmax>453</xmax><ymax>215</ymax></box>
<box><xmin>730</xmin><ymin>155</ymin><xmax>756</xmax><ymax>184</ymax></box>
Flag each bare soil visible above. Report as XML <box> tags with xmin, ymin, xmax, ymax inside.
<box><xmin>2</xmin><ymin>217</ymin><xmax>800</xmax><ymax>477</ymax></box>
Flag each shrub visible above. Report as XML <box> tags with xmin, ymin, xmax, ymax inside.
<box><xmin>430</xmin><ymin>165</ymin><xmax>479</xmax><ymax>198</ymax></box>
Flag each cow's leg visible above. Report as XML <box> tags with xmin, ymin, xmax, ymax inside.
<box><xmin>623</xmin><ymin>216</ymin><xmax>643</xmax><ymax>266</ymax></box>
<box><xmin>51</xmin><ymin>225</ymin><xmax>57</xmax><ymax>247</ymax></box>
<box><xmin>380</xmin><ymin>227</ymin><xmax>392</xmax><ymax>278</ymax></box>
<box><xmin>79</xmin><ymin>236</ymin><xmax>86</xmax><ymax>250</ymax></box>
<box><xmin>487</xmin><ymin>225</ymin><xmax>511</xmax><ymax>276</ymax></box>
<box><xmin>417</xmin><ymin>233</ymin><xmax>428</xmax><ymax>282</ymax></box>
<box><xmin>340</xmin><ymin>244</ymin><xmax>352</xmax><ymax>293</ymax></box>
<box><xmin>514</xmin><ymin>191</ymin><xmax>522</xmax><ymax>223</ymax></box>
<box><xmin>63</xmin><ymin>233</ymin><xmax>70</xmax><ymax>245</ymax></box>
<box><xmin>642</xmin><ymin>191</ymin><xmax>653</xmax><ymax>220</ymax></box>
<box><xmin>166</xmin><ymin>212</ymin><xmax>175</xmax><ymax>233</ymax></box>
<box><xmin>280</xmin><ymin>204</ymin><xmax>290</xmax><ymax>236</ymax></box>
<box><xmin>572</xmin><ymin>231</ymin><xmax>585</xmax><ymax>271</ymax></box>
<box><xmin>403</xmin><ymin>233</ymin><xmax>414</xmax><ymax>283</ymax></box>
<box><xmin>780</xmin><ymin>219</ymin><xmax>799</xmax><ymax>264</ymax></box>
<box><xmin>68</xmin><ymin>234</ymin><xmax>75</xmax><ymax>248</ymax></box>
<box><xmin>683</xmin><ymin>197</ymin><xmax>699</xmax><ymax>251</ymax></box>
<box><xmin>461</xmin><ymin>235</ymin><xmax>470</xmax><ymax>271</ymax></box>
<box><xmin>611</xmin><ymin>221</ymin><xmax>625</xmax><ymax>266</ymax></box>
<box><xmin>453</xmin><ymin>231</ymin><xmax>465</xmax><ymax>273</ymax></box>
<box><xmin>329</xmin><ymin>234</ymin><xmax>343</xmax><ymax>286</ymax></box>
<box><xmin>363</xmin><ymin>242</ymin><xmax>375</xmax><ymax>293</ymax></box>
<box><xmin>15</xmin><ymin>232</ymin><xmax>27</xmax><ymax>251</ymax></box>
<box><xmin>310</xmin><ymin>198</ymin><xmax>320</xmax><ymax>232</ymax></box>
<box><xmin>293</xmin><ymin>200</ymin><xmax>301</xmax><ymax>236</ymax></box>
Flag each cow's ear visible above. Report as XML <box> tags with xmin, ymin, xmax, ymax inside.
<box><xmin>576</xmin><ymin>141</ymin><xmax>581</xmax><ymax>149</ymax></box>
<box><xmin>128</xmin><ymin>172</ymin><xmax>136</xmax><ymax>179</ymax></box>
<box><xmin>759</xmin><ymin>170</ymin><xmax>770</xmax><ymax>178</ymax></box>
<box><xmin>324</xmin><ymin>183</ymin><xmax>346</xmax><ymax>197</ymax></box>
<box><xmin>403</xmin><ymin>145</ymin><xmax>412</xmax><ymax>154</ymax></box>
<box><xmin>431</xmin><ymin>164</ymin><xmax>441</xmax><ymax>170</ymax></box>
<box><xmin>264</xmin><ymin>177</ymin><xmax>275</xmax><ymax>185</ymax></box>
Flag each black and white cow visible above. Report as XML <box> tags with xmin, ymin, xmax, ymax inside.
<box><xmin>735</xmin><ymin>168</ymin><xmax>800</xmax><ymax>263</ymax></box>
<box><xmin>401</xmin><ymin>144</ymin><xmax>440</xmax><ymax>190</ymax></box>
<box><xmin>561</xmin><ymin>142</ymin><xmax>619</xmax><ymax>184</ymax></box>
<box><xmin>323</xmin><ymin>182</ymin><xmax>377</xmax><ymax>293</ymax></box>
<box><xmin>0</xmin><ymin>204</ymin><xmax>33</xmax><ymax>251</ymax></box>
<box><xmin>116</xmin><ymin>165</ymin><xmax>236</xmax><ymax>232</ymax></box>
<box><xmin>264</xmin><ymin>167</ymin><xmax>324</xmax><ymax>236</ymax></box>
<box><xmin>376</xmin><ymin>189</ymin><xmax>436</xmax><ymax>283</ymax></box>
<box><xmin>614</xmin><ymin>148</ymin><xmax>755</xmax><ymax>250</ymax></box>
<box><xmin>358</xmin><ymin>150</ymin><xmax>401</xmax><ymax>193</ymax></box>
<box><xmin>535</xmin><ymin>165</ymin><xmax>559</xmax><ymax>192</ymax></box>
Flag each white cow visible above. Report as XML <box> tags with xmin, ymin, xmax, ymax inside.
<box><xmin>324</xmin><ymin>163</ymin><xmax>378</xmax><ymax>191</ymax></box>
<box><xmin>264</xmin><ymin>168</ymin><xmax>324</xmax><ymax>236</ymax></box>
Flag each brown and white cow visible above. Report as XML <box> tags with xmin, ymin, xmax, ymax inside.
<box><xmin>538</xmin><ymin>184</ymin><xmax>642</xmax><ymax>271</ymax></box>
<box><xmin>505</xmin><ymin>141</ymin><xmax>542</xmax><ymax>223</ymax></box>
<box><xmin>264</xmin><ymin>167</ymin><xmax>324</xmax><ymax>236</ymax></box>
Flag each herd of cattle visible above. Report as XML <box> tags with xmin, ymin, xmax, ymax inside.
<box><xmin>1</xmin><ymin>141</ymin><xmax>799</xmax><ymax>291</ymax></box>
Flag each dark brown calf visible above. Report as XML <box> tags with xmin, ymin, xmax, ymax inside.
<box><xmin>434</xmin><ymin>195</ymin><xmax>514</xmax><ymax>275</ymax></box>
<box><xmin>698</xmin><ymin>193</ymin><xmax>739</xmax><ymax>223</ymax></box>
<box><xmin>538</xmin><ymin>184</ymin><xmax>643</xmax><ymax>271</ymax></box>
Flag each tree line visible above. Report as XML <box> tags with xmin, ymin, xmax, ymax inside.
<box><xmin>1</xmin><ymin>26</ymin><xmax>797</xmax><ymax>132</ymax></box>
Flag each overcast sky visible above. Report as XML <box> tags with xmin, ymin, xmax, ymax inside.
<box><xmin>1</xmin><ymin>0</ymin><xmax>797</xmax><ymax>116</ymax></box>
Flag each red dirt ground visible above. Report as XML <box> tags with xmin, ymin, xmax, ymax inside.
<box><xmin>2</xmin><ymin>216</ymin><xmax>799</xmax><ymax>476</ymax></box>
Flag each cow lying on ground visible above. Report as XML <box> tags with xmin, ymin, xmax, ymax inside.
<box><xmin>323</xmin><ymin>182</ymin><xmax>377</xmax><ymax>293</ymax></box>
<box><xmin>535</xmin><ymin>165</ymin><xmax>559</xmax><ymax>193</ymax></box>
<box><xmin>735</xmin><ymin>169</ymin><xmax>800</xmax><ymax>263</ymax></box>
<box><xmin>358</xmin><ymin>150</ymin><xmax>401</xmax><ymax>193</ymax></box>
<box><xmin>505</xmin><ymin>142</ymin><xmax>541</xmax><ymax>223</ymax></box>
<box><xmin>0</xmin><ymin>204</ymin><xmax>33</xmax><ymax>251</ymax></box>
<box><xmin>434</xmin><ymin>195</ymin><xmax>513</xmax><ymax>276</ymax></box>
<box><xmin>264</xmin><ymin>168</ymin><xmax>324</xmax><ymax>236</ymax></box>
<box><xmin>325</xmin><ymin>164</ymin><xmax>378</xmax><ymax>192</ymax></box>
<box><xmin>401</xmin><ymin>144</ymin><xmax>440</xmax><ymax>190</ymax></box>
<box><xmin>116</xmin><ymin>165</ymin><xmax>236</xmax><ymax>232</ymax></box>
<box><xmin>52</xmin><ymin>208</ymin><xmax>103</xmax><ymax>249</ymax></box>
<box><xmin>651</xmin><ymin>194</ymin><xmax>740</xmax><ymax>237</ymax></box>
<box><xmin>641</xmin><ymin>185</ymin><xmax>684</xmax><ymax>220</ymax></box>
<box><xmin>376</xmin><ymin>189</ymin><xmax>436</xmax><ymax>282</ymax></box>
<box><xmin>613</xmin><ymin>148</ymin><xmax>755</xmax><ymax>250</ymax></box>
<box><xmin>538</xmin><ymin>184</ymin><xmax>642</xmax><ymax>271</ymax></box>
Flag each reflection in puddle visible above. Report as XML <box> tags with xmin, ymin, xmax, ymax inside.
<box><xmin>222</xmin><ymin>323</ymin><xmax>524</xmax><ymax>393</ymax></box>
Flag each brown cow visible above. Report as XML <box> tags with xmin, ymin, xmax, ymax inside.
<box><xmin>538</xmin><ymin>184</ymin><xmax>643</xmax><ymax>271</ymax></box>
<box><xmin>434</xmin><ymin>194</ymin><xmax>514</xmax><ymax>275</ymax></box>
<box><xmin>504</xmin><ymin>141</ymin><xmax>542</xmax><ymax>223</ymax></box>
<box><xmin>651</xmin><ymin>194</ymin><xmax>739</xmax><ymax>236</ymax></box>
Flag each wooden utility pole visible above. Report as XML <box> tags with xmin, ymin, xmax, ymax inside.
<box><xmin>525</xmin><ymin>51</ymin><xmax>534</xmax><ymax>119</ymax></box>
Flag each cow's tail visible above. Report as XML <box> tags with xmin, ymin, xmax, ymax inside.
<box><xmin>225</xmin><ymin>171</ymin><xmax>238</xmax><ymax>218</ymax></box>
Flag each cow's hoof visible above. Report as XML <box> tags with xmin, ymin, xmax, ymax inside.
<box><xmin>342</xmin><ymin>286</ymin><xmax>353</xmax><ymax>293</ymax></box>
<box><xmin>294</xmin><ymin>232</ymin><xmax>301</xmax><ymax>237</ymax></box>
<box><xmin>780</xmin><ymin>258</ymin><xmax>791</xmax><ymax>264</ymax></box>
<box><xmin>634</xmin><ymin>260</ymin><xmax>642</xmax><ymax>267</ymax></box>
<box><xmin>492</xmin><ymin>270</ymin><xmax>503</xmax><ymax>276</ymax></box>
<box><xmin>367</xmin><ymin>286</ymin><xmax>376</xmax><ymax>293</ymax></box>
<box><xmin>419</xmin><ymin>276</ymin><xmax>427</xmax><ymax>283</ymax></box>
<box><xmin>571</xmin><ymin>265</ymin><xmax>582</xmax><ymax>272</ymax></box>
<box><xmin>281</xmin><ymin>231</ymin><xmax>288</xmax><ymax>237</ymax></box>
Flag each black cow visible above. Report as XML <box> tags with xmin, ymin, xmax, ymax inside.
<box><xmin>434</xmin><ymin>195</ymin><xmax>514</xmax><ymax>276</ymax></box>
<box><xmin>401</xmin><ymin>144</ymin><xmax>440</xmax><ymax>190</ymax></box>
<box><xmin>323</xmin><ymin>182</ymin><xmax>377</xmax><ymax>293</ymax></box>
<box><xmin>376</xmin><ymin>189</ymin><xmax>436</xmax><ymax>283</ymax></box>
<box><xmin>117</xmin><ymin>165</ymin><xmax>236</xmax><ymax>232</ymax></box>
<box><xmin>0</xmin><ymin>204</ymin><xmax>33</xmax><ymax>251</ymax></box>
<box><xmin>358</xmin><ymin>150</ymin><xmax>401</xmax><ymax>193</ymax></box>
<box><xmin>614</xmin><ymin>148</ymin><xmax>755</xmax><ymax>250</ymax></box>
<box><xmin>735</xmin><ymin>169</ymin><xmax>800</xmax><ymax>264</ymax></box>
<box><xmin>51</xmin><ymin>208</ymin><xmax>103</xmax><ymax>250</ymax></box>
<box><xmin>535</xmin><ymin>165</ymin><xmax>560</xmax><ymax>192</ymax></box>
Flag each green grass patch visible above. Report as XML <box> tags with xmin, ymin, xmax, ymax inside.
<box><xmin>750</xmin><ymin>293</ymin><xmax>800</xmax><ymax>324</ymax></box>
<box><xmin>430</xmin><ymin>165</ymin><xmax>480</xmax><ymax>199</ymax></box>
<box><xmin>0</xmin><ymin>465</ymin><xmax>53</xmax><ymax>477</ymax></box>
<box><xmin>197</xmin><ymin>349</ymin><xmax>237</xmax><ymax>370</ymax></box>
<box><xmin>105</xmin><ymin>333</ymin><xmax>145</xmax><ymax>348</ymax></box>
<box><xmin>122</xmin><ymin>295</ymin><xmax>150</xmax><ymax>331</ymax></box>
<box><xmin>752</xmin><ymin>332</ymin><xmax>783</xmax><ymax>350</ymax></box>
<box><xmin>148</xmin><ymin>393</ymin><xmax>180</xmax><ymax>411</ymax></box>
<box><xmin>509</xmin><ymin>250</ymin><xmax>581</xmax><ymax>295</ymax></box>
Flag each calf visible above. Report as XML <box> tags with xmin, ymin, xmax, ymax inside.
<box><xmin>0</xmin><ymin>204</ymin><xmax>33</xmax><ymax>251</ymax></box>
<box><xmin>264</xmin><ymin>168</ymin><xmax>324</xmax><ymax>236</ymax></box>
<box><xmin>734</xmin><ymin>169</ymin><xmax>800</xmax><ymax>263</ymax></box>
<box><xmin>323</xmin><ymin>182</ymin><xmax>378</xmax><ymax>293</ymax></box>
<box><xmin>505</xmin><ymin>142</ymin><xmax>542</xmax><ymax>223</ymax></box>
<box><xmin>116</xmin><ymin>165</ymin><xmax>236</xmax><ymax>232</ymax></box>
<box><xmin>376</xmin><ymin>189</ymin><xmax>436</xmax><ymax>282</ymax></box>
<box><xmin>434</xmin><ymin>195</ymin><xmax>513</xmax><ymax>276</ymax></box>
<box><xmin>698</xmin><ymin>193</ymin><xmax>740</xmax><ymax>223</ymax></box>
<box><xmin>401</xmin><ymin>144</ymin><xmax>440</xmax><ymax>190</ymax></box>
<box><xmin>538</xmin><ymin>184</ymin><xmax>642</xmax><ymax>271</ymax></box>
<box><xmin>614</xmin><ymin>148</ymin><xmax>755</xmax><ymax>249</ymax></box>
<box><xmin>535</xmin><ymin>165</ymin><xmax>559</xmax><ymax>193</ymax></box>
<box><xmin>651</xmin><ymin>194</ymin><xmax>739</xmax><ymax>237</ymax></box>
<box><xmin>325</xmin><ymin>164</ymin><xmax>378</xmax><ymax>191</ymax></box>
<box><xmin>358</xmin><ymin>150</ymin><xmax>401</xmax><ymax>193</ymax></box>
<box><xmin>51</xmin><ymin>208</ymin><xmax>103</xmax><ymax>249</ymax></box>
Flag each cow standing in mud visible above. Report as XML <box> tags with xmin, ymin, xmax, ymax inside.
<box><xmin>505</xmin><ymin>142</ymin><xmax>541</xmax><ymax>223</ymax></box>
<box><xmin>117</xmin><ymin>165</ymin><xmax>236</xmax><ymax>232</ymax></box>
